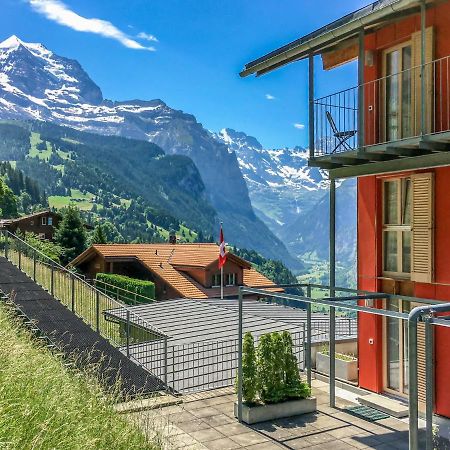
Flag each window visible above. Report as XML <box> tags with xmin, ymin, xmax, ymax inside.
<box><xmin>382</xmin><ymin>178</ymin><xmax>412</xmax><ymax>277</ymax></box>
<box><xmin>212</xmin><ymin>273</ymin><xmax>221</xmax><ymax>288</ymax></box>
<box><xmin>48</xmin><ymin>217</ymin><xmax>53</xmax><ymax>226</ymax></box>
<box><xmin>41</xmin><ymin>216</ymin><xmax>47</xmax><ymax>226</ymax></box>
<box><xmin>225</xmin><ymin>273</ymin><xmax>237</xmax><ymax>286</ymax></box>
<box><xmin>38</xmin><ymin>233</ymin><xmax>46</xmax><ymax>239</ymax></box>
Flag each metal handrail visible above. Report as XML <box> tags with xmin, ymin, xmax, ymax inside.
<box><xmin>92</xmin><ymin>278</ymin><xmax>154</xmax><ymax>305</ymax></box>
<box><xmin>0</xmin><ymin>231</ymin><xmax>169</xmax><ymax>368</ymax></box>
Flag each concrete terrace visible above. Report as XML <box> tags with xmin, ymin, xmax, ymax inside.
<box><xmin>126</xmin><ymin>380</ymin><xmax>448</xmax><ymax>450</ymax></box>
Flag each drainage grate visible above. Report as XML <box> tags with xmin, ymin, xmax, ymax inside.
<box><xmin>345</xmin><ymin>405</ymin><xmax>391</xmax><ymax>422</ymax></box>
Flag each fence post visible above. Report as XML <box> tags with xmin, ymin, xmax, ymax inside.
<box><xmin>302</xmin><ymin>322</ymin><xmax>306</xmax><ymax>371</ymax></box>
<box><xmin>71</xmin><ymin>274</ymin><xmax>75</xmax><ymax>312</ymax></box>
<box><xmin>425</xmin><ymin>317</ymin><xmax>434</xmax><ymax>450</ymax></box>
<box><xmin>18</xmin><ymin>242</ymin><xmax>22</xmax><ymax>270</ymax></box>
<box><xmin>50</xmin><ymin>262</ymin><xmax>54</xmax><ymax>296</ymax></box>
<box><xmin>126</xmin><ymin>310</ymin><xmax>131</xmax><ymax>358</ymax></box>
<box><xmin>306</xmin><ymin>285</ymin><xmax>312</xmax><ymax>387</ymax></box>
<box><xmin>33</xmin><ymin>250</ymin><xmax>37</xmax><ymax>281</ymax></box>
<box><xmin>4</xmin><ymin>232</ymin><xmax>8</xmax><ymax>259</ymax></box>
<box><xmin>96</xmin><ymin>290</ymin><xmax>100</xmax><ymax>333</ymax></box>
<box><xmin>348</xmin><ymin>317</ymin><xmax>352</xmax><ymax>336</ymax></box>
<box><xmin>237</xmin><ymin>287</ymin><xmax>243</xmax><ymax>422</ymax></box>
<box><xmin>163</xmin><ymin>337</ymin><xmax>168</xmax><ymax>386</ymax></box>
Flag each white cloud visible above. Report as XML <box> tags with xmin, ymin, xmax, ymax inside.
<box><xmin>293</xmin><ymin>123</ymin><xmax>305</xmax><ymax>130</ymax></box>
<box><xmin>265</xmin><ymin>94</ymin><xmax>275</xmax><ymax>100</ymax></box>
<box><xmin>137</xmin><ymin>32</ymin><xmax>158</xmax><ymax>43</ymax></box>
<box><xmin>28</xmin><ymin>0</ymin><xmax>156</xmax><ymax>51</ymax></box>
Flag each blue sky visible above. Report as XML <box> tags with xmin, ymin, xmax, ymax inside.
<box><xmin>1</xmin><ymin>0</ymin><xmax>368</xmax><ymax>148</ymax></box>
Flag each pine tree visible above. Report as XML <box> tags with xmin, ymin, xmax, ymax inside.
<box><xmin>0</xmin><ymin>179</ymin><xmax>18</xmax><ymax>218</ymax></box>
<box><xmin>55</xmin><ymin>205</ymin><xmax>87</xmax><ymax>264</ymax></box>
<box><xmin>91</xmin><ymin>224</ymin><xmax>107</xmax><ymax>244</ymax></box>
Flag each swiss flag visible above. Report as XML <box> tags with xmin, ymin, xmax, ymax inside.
<box><xmin>218</xmin><ymin>225</ymin><xmax>227</xmax><ymax>269</ymax></box>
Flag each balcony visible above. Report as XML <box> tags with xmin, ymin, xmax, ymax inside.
<box><xmin>311</xmin><ymin>54</ymin><xmax>450</xmax><ymax>175</ymax></box>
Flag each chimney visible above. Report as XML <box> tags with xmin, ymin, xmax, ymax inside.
<box><xmin>169</xmin><ymin>231</ymin><xmax>177</xmax><ymax>245</ymax></box>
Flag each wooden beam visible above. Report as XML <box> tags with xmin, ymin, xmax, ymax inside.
<box><xmin>419</xmin><ymin>140</ymin><xmax>450</xmax><ymax>152</ymax></box>
<box><xmin>330</xmin><ymin>156</ymin><xmax>368</xmax><ymax>166</ymax></box>
<box><xmin>329</xmin><ymin>151</ymin><xmax>450</xmax><ymax>179</ymax></box>
<box><xmin>308</xmin><ymin>159</ymin><xmax>342</xmax><ymax>170</ymax></box>
<box><xmin>385</xmin><ymin>146</ymin><xmax>430</xmax><ymax>157</ymax></box>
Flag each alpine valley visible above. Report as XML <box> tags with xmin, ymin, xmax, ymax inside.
<box><xmin>0</xmin><ymin>35</ymin><xmax>356</xmax><ymax>275</ymax></box>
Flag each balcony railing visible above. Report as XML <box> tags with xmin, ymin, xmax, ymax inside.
<box><xmin>313</xmin><ymin>54</ymin><xmax>450</xmax><ymax>157</ymax></box>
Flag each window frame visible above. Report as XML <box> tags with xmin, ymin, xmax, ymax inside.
<box><xmin>225</xmin><ymin>273</ymin><xmax>237</xmax><ymax>287</ymax></box>
<box><xmin>41</xmin><ymin>216</ymin><xmax>47</xmax><ymax>226</ymax></box>
<box><xmin>382</xmin><ymin>177</ymin><xmax>412</xmax><ymax>279</ymax></box>
<box><xmin>211</xmin><ymin>273</ymin><xmax>221</xmax><ymax>288</ymax></box>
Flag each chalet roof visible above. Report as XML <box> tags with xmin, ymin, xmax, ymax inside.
<box><xmin>240</xmin><ymin>0</ymin><xmax>422</xmax><ymax>77</ymax></box>
<box><xmin>71</xmin><ymin>243</ymin><xmax>282</xmax><ymax>299</ymax></box>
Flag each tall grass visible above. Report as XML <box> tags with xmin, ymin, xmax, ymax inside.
<box><xmin>0</xmin><ymin>302</ymin><xmax>158</xmax><ymax>450</ymax></box>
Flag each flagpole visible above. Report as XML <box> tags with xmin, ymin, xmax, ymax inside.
<box><xmin>220</xmin><ymin>221</ymin><xmax>224</xmax><ymax>300</ymax></box>
<box><xmin>221</xmin><ymin>265</ymin><xmax>224</xmax><ymax>300</ymax></box>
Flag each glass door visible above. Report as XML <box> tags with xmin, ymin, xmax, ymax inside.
<box><xmin>385</xmin><ymin>299</ymin><xmax>411</xmax><ymax>396</ymax></box>
<box><xmin>384</xmin><ymin>44</ymin><xmax>413</xmax><ymax>141</ymax></box>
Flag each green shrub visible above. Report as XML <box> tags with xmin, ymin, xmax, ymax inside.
<box><xmin>96</xmin><ymin>273</ymin><xmax>155</xmax><ymax>304</ymax></box>
<box><xmin>237</xmin><ymin>330</ymin><xmax>311</xmax><ymax>405</ymax></box>
<box><xmin>282</xmin><ymin>331</ymin><xmax>311</xmax><ymax>399</ymax></box>
<box><xmin>241</xmin><ymin>332</ymin><xmax>258</xmax><ymax>404</ymax></box>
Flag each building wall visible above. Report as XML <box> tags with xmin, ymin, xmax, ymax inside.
<box><xmin>10</xmin><ymin>212</ymin><xmax>60</xmax><ymax>241</ymax></box>
<box><xmin>357</xmin><ymin>166</ymin><xmax>450</xmax><ymax>417</ymax></box>
<box><xmin>363</xmin><ymin>1</ymin><xmax>450</xmax><ymax>144</ymax></box>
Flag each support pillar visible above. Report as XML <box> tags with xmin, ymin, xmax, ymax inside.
<box><xmin>309</xmin><ymin>54</ymin><xmax>315</xmax><ymax>160</ymax></box>
<box><xmin>358</xmin><ymin>29</ymin><xmax>365</xmax><ymax>151</ymax></box>
<box><xmin>329</xmin><ymin>178</ymin><xmax>336</xmax><ymax>408</ymax></box>
<box><xmin>420</xmin><ymin>0</ymin><xmax>426</xmax><ymax>136</ymax></box>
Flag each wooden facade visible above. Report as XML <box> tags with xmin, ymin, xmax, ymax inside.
<box><xmin>0</xmin><ymin>210</ymin><xmax>61</xmax><ymax>241</ymax></box>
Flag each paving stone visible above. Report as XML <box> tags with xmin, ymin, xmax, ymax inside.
<box><xmin>201</xmin><ymin>413</ymin><xmax>235</xmax><ymax>427</ymax></box>
<box><xmin>176</xmin><ymin>418</ymin><xmax>211</xmax><ymax>433</ymax></box>
<box><xmin>203</xmin><ymin>437</ymin><xmax>241</xmax><ymax>449</ymax></box>
<box><xmin>245</xmin><ymin>442</ymin><xmax>284</xmax><ymax>450</ymax></box>
<box><xmin>284</xmin><ymin>436</ymin><xmax>315</xmax><ymax>449</ymax></box>
<box><xmin>229</xmin><ymin>431</ymin><xmax>269</xmax><ymax>446</ymax></box>
<box><xmin>190</xmin><ymin>407</ymin><xmax>222</xmax><ymax>419</ymax></box>
<box><xmin>168</xmin><ymin>411</ymin><xmax>198</xmax><ymax>424</ymax></box>
<box><xmin>214</xmin><ymin>422</ymin><xmax>252</xmax><ymax>436</ymax></box>
<box><xmin>189</xmin><ymin>428</ymin><xmax>226</xmax><ymax>443</ymax></box>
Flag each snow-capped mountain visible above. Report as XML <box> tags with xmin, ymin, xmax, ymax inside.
<box><xmin>213</xmin><ymin>128</ymin><xmax>328</xmax><ymax>230</ymax></box>
<box><xmin>0</xmin><ymin>35</ymin><xmax>301</xmax><ymax>268</ymax></box>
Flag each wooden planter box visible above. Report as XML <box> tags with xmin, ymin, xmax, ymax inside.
<box><xmin>234</xmin><ymin>397</ymin><xmax>317</xmax><ymax>424</ymax></box>
<box><xmin>316</xmin><ymin>352</ymin><xmax>357</xmax><ymax>382</ymax></box>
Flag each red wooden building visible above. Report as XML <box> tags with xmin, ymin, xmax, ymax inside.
<box><xmin>241</xmin><ymin>0</ymin><xmax>450</xmax><ymax>431</ymax></box>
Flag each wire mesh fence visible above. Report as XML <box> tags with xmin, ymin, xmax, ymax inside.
<box><xmin>0</xmin><ymin>232</ymin><xmax>167</xmax><ymax>354</ymax></box>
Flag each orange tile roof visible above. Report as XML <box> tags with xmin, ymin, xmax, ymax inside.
<box><xmin>72</xmin><ymin>243</ymin><xmax>281</xmax><ymax>299</ymax></box>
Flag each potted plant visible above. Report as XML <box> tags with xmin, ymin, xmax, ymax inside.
<box><xmin>235</xmin><ymin>331</ymin><xmax>316</xmax><ymax>424</ymax></box>
<box><xmin>316</xmin><ymin>344</ymin><xmax>358</xmax><ymax>382</ymax></box>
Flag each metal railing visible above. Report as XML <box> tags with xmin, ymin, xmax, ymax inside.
<box><xmin>313</xmin><ymin>54</ymin><xmax>450</xmax><ymax>156</ymax></box>
<box><xmin>92</xmin><ymin>278</ymin><xmax>154</xmax><ymax>305</ymax></box>
<box><xmin>126</xmin><ymin>313</ymin><xmax>356</xmax><ymax>395</ymax></box>
<box><xmin>236</xmin><ymin>283</ymin><xmax>450</xmax><ymax>450</ymax></box>
<box><xmin>0</xmin><ymin>231</ymin><xmax>169</xmax><ymax>383</ymax></box>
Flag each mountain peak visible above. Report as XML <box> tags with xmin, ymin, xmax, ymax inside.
<box><xmin>0</xmin><ymin>35</ymin><xmax>24</xmax><ymax>49</ymax></box>
<box><xmin>0</xmin><ymin>35</ymin><xmax>48</xmax><ymax>55</ymax></box>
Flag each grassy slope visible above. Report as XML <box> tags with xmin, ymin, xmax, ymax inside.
<box><xmin>0</xmin><ymin>303</ymin><xmax>156</xmax><ymax>450</ymax></box>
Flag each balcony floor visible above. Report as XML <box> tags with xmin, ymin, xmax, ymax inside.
<box><xmin>310</xmin><ymin>131</ymin><xmax>450</xmax><ymax>179</ymax></box>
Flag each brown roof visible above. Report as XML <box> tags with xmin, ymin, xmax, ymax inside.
<box><xmin>71</xmin><ymin>243</ymin><xmax>282</xmax><ymax>299</ymax></box>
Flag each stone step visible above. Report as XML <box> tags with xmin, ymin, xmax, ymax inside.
<box><xmin>358</xmin><ymin>393</ymin><xmax>409</xmax><ymax>418</ymax></box>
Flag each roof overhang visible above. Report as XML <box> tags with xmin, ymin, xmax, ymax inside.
<box><xmin>240</xmin><ymin>0</ymin><xmax>424</xmax><ymax>77</ymax></box>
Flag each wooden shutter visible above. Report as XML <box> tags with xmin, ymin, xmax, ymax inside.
<box><xmin>412</xmin><ymin>27</ymin><xmax>434</xmax><ymax>135</ymax></box>
<box><xmin>411</xmin><ymin>173</ymin><xmax>434</xmax><ymax>283</ymax></box>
